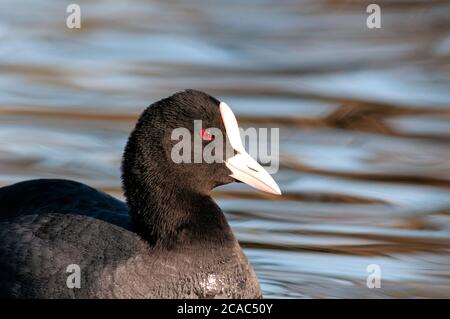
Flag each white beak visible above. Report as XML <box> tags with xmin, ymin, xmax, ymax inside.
<box><xmin>220</xmin><ymin>102</ymin><xmax>282</xmax><ymax>195</ymax></box>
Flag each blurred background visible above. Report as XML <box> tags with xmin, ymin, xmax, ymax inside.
<box><xmin>1</xmin><ymin>0</ymin><xmax>450</xmax><ymax>298</ymax></box>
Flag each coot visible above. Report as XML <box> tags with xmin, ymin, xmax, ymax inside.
<box><xmin>0</xmin><ymin>90</ymin><xmax>281</xmax><ymax>298</ymax></box>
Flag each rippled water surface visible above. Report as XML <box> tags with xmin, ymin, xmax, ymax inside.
<box><xmin>1</xmin><ymin>0</ymin><xmax>450</xmax><ymax>298</ymax></box>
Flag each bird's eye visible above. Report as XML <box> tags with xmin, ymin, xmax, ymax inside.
<box><xmin>201</xmin><ymin>129</ymin><xmax>215</xmax><ymax>141</ymax></box>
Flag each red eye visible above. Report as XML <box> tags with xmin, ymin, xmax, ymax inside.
<box><xmin>201</xmin><ymin>129</ymin><xmax>214</xmax><ymax>141</ymax></box>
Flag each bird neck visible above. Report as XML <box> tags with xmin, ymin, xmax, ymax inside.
<box><xmin>123</xmin><ymin>175</ymin><xmax>235</xmax><ymax>249</ymax></box>
<box><xmin>121</xmin><ymin>119</ymin><xmax>236</xmax><ymax>249</ymax></box>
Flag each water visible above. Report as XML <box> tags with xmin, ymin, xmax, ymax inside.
<box><xmin>1</xmin><ymin>0</ymin><xmax>450</xmax><ymax>298</ymax></box>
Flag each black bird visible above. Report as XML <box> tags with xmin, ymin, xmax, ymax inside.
<box><xmin>0</xmin><ymin>90</ymin><xmax>281</xmax><ymax>298</ymax></box>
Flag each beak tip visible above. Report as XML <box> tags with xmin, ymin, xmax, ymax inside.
<box><xmin>271</xmin><ymin>186</ymin><xmax>282</xmax><ymax>196</ymax></box>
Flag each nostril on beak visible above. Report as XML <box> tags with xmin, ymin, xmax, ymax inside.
<box><xmin>247</xmin><ymin>166</ymin><xmax>258</xmax><ymax>173</ymax></box>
